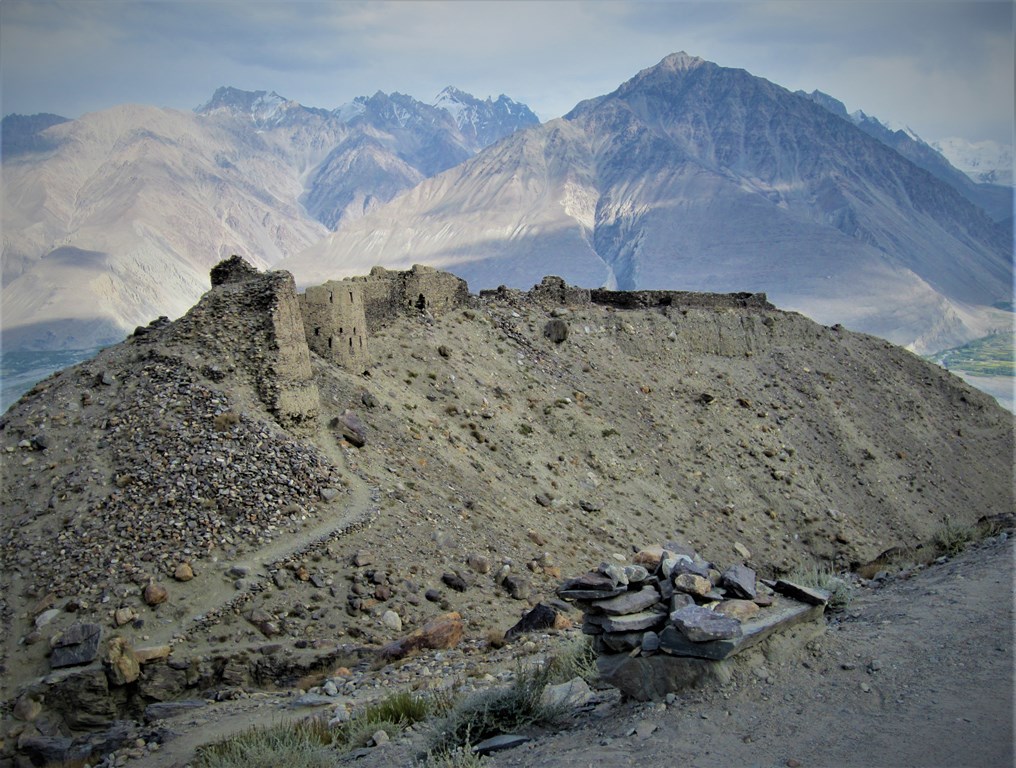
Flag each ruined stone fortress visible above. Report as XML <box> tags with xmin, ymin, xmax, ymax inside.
<box><xmin>196</xmin><ymin>256</ymin><xmax>769</xmax><ymax>430</ymax></box>
<box><xmin>299</xmin><ymin>265</ymin><xmax>471</xmax><ymax>370</ymax></box>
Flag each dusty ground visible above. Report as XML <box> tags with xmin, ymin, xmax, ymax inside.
<box><xmin>127</xmin><ymin>532</ymin><xmax>1014</xmax><ymax>768</ymax></box>
<box><xmin>1</xmin><ymin>276</ymin><xmax>1013</xmax><ymax>766</ymax></box>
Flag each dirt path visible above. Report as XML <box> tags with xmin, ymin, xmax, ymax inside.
<box><xmin>485</xmin><ymin>534</ymin><xmax>1014</xmax><ymax>768</ymax></box>
<box><xmin>141</xmin><ymin>425</ymin><xmax>378</xmax><ymax>650</ymax></box>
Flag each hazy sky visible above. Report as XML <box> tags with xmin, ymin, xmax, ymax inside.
<box><xmin>1</xmin><ymin>0</ymin><xmax>1013</xmax><ymax>145</ymax></box>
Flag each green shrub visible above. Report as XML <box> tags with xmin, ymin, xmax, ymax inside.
<box><xmin>425</xmin><ymin>741</ymin><xmax>487</xmax><ymax>767</ymax></box>
<box><xmin>334</xmin><ymin>690</ymin><xmax>432</xmax><ymax>748</ymax></box>
<box><xmin>931</xmin><ymin>521</ymin><xmax>975</xmax><ymax>558</ymax></box>
<box><xmin>428</xmin><ymin>664</ymin><xmax>554</xmax><ymax>754</ymax></box>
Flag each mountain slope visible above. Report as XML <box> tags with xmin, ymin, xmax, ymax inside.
<box><xmin>1</xmin><ymin>262</ymin><xmax>1012</xmax><ymax>754</ymax></box>
<box><xmin>1</xmin><ymin>103</ymin><xmax>330</xmax><ymax>349</ymax></box>
<box><xmin>1</xmin><ymin>87</ymin><xmax>538</xmax><ymax>350</ymax></box>
<box><xmin>798</xmin><ymin>90</ymin><xmax>1012</xmax><ymax>222</ymax></box>
<box><xmin>284</xmin><ymin>53</ymin><xmax>1012</xmax><ymax>354</ymax></box>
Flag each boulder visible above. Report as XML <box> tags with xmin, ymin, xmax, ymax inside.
<box><xmin>597</xmin><ymin>652</ymin><xmax>731</xmax><ymax>702</ymax></box>
<box><xmin>379</xmin><ymin>612</ymin><xmax>464</xmax><ymax>661</ymax></box>
<box><xmin>505</xmin><ymin>603</ymin><xmax>571</xmax><ymax>639</ymax></box>
<box><xmin>50</xmin><ymin>622</ymin><xmax>102</xmax><ymax>669</ymax></box>
<box><xmin>102</xmin><ymin>636</ymin><xmax>140</xmax><ymax>686</ymax></box>
<box><xmin>669</xmin><ymin>604</ymin><xmax>743</xmax><ymax>642</ymax></box>
<box><xmin>721</xmin><ymin>564</ymin><xmax>757</xmax><ymax>599</ymax></box>
<box><xmin>590</xmin><ymin>585</ymin><xmax>661</xmax><ymax>616</ymax></box>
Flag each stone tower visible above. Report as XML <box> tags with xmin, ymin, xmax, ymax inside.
<box><xmin>299</xmin><ymin>281</ymin><xmax>369</xmax><ymax>369</ymax></box>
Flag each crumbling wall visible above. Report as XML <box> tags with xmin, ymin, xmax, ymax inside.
<box><xmin>300</xmin><ymin>265</ymin><xmax>470</xmax><ymax>368</ymax></box>
<box><xmin>167</xmin><ymin>258</ymin><xmax>319</xmax><ymax>428</ymax></box>
<box><xmin>528</xmin><ymin>275</ymin><xmax>592</xmax><ymax>306</ymax></box>
<box><xmin>590</xmin><ymin>288</ymin><xmax>773</xmax><ymax>311</ymax></box>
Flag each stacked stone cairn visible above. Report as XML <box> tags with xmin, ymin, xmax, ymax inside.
<box><xmin>557</xmin><ymin>543</ymin><xmax>828</xmax><ymax>661</ymax></box>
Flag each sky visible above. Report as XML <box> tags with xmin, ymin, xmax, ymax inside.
<box><xmin>0</xmin><ymin>0</ymin><xmax>1013</xmax><ymax>146</ymax></box>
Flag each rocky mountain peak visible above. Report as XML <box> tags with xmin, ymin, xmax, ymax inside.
<box><xmin>434</xmin><ymin>86</ymin><xmax>540</xmax><ymax>146</ymax></box>
<box><xmin>657</xmin><ymin>50</ymin><xmax>708</xmax><ymax>72</ymax></box>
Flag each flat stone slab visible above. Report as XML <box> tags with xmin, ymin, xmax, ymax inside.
<box><xmin>587</xmin><ymin>610</ymin><xmax>667</xmax><ymax>634</ymax></box>
<box><xmin>473</xmin><ymin>734</ymin><xmax>532</xmax><ymax>756</ymax></box>
<box><xmin>558</xmin><ymin>587</ymin><xmax>628</xmax><ymax>601</ymax></box>
<box><xmin>590</xmin><ymin>586</ymin><xmax>661</xmax><ymax>615</ymax></box>
<box><xmin>660</xmin><ymin>599</ymin><xmax>824</xmax><ymax>660</ymax></box>
<box><xmin>768</xmin><ymin>579</ymin><xmax>831</xmax><ymax>605</ymax></box>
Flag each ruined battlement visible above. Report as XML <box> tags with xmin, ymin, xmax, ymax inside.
<box><xmin>298</xmin><ymin>264</ymin><xmax>470</xmax><ymax>369</ymax></box>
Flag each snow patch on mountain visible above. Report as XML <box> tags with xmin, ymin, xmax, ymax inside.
<box><xmin>932</xmin><ymin>138</ymin><xmax>1014</xmax><ymax>186</ymax></box>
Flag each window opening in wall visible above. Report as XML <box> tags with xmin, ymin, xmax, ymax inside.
<box><xmin>416</xmin><ymin>293</ymin><xmax>427</xmax><ymax>310</ymax></box>
<box><xmin>329</xmin><ymin>292</ymin><xmax>334</xmax><ymax>304</ymax></box>
<box><xmin>314</xmin><ymin>327</ymin><xmax>320</xmax><ymax>336</ymax></box>
<box><xmin>349</xmin><ymin>337</ymin><xmax>353</xmax><ymax>349</ymax></box>
<box><xmin>350</xmin><ymin>291</ymin><xmax>354</xmax><ymax>303</ymax></box>
<box><xmin>328</xmin><ymin>337</ymin><xmax>333</xmax><ymax>349</ymax></box>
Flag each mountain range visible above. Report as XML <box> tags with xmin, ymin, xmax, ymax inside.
<box><xmin>1</xmin><ymin>52</ymin><xmax>1011</xmax><ymax>356</ymax></box>
<box><xmin>0</xmin><ymin>86</ymin><xmax>537</xmax><ymax>350</ymax></box>
<box><xmin>284</xmin><ymin>53</ymin><xmax>1012</xmax><ymax>355</ymax></box>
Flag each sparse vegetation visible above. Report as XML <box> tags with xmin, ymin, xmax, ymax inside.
<box><xmin>427</xmin><ymin>663</ymin><xmax>559</xmax><ymax>754</ymax></box>
<box><xmin>194</xmin><ymin>719</ymin><xmax>335</xmax><ymax>768</ymax></box>
<box><xmin>789</xmin><ymin>564</ymin><xmax>854</xmax><ymax>612</ymax></box>
<box><xmin>931</xmin><ymin>520</ymin><xmax>976</xmax><ymax>558</ymax></box>
<box><xmin>194</xmin><ymin>691</ymin><xmax>433</xmax><ymax>767</ymax></box>
<box><xmin>545</xmin><ymin>635</ymin><xmax>598</xmax><ymax>685</ymax></box>
<box><xmin>212</xmin><ymin>410</ymin><xmax>240</xmax><ymax>431</ymax></box>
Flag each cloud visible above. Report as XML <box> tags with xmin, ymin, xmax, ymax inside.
<box><xmin>1</xmin><ymin>0</ymin><xmax>1012</xmax><ymax>143</ymax></box>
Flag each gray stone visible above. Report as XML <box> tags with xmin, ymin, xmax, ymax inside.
<box><xmin>541</xmin><ymin>676</ymin><xmax>596</xmax><ymax>709</ymax></box>
<box><xmin>473</xmin><ymin>734</ymin><xmax>532</xmax><ymax>755</ymax></box>
<box><xmin>641</xmin><ymin>631</ymin><xmax>661</xmax><ymax>653</ymax></box>
<box><xmin>623</xmin><ymin>565</ymin><xmax>651</xmax><ymax>584</ymax></box>
<box><xmin>143</xmin><ymin>700</ymin><xmax>207</xmax><ymax>721</ymax></box>
<box><xmin>597</xmin><ymin>652</ymin><xmax>731</xmax><ymax>702</ymax></box>
<box><xmin>43</xmin><ymin>667</ymin><xmax>117</xmax><ymax>728</ymax></box>
<box><xmin>599</xmin><ymin>563</ymin><xmax>629</xmax><ymax>587</ymax></box>
<box><xmin>669</xmin><ymin>605</ymin><xmax>743</xmax><ymax>642</ymax></box>
<box><xmin>670</xmin><ymin>592</ymin><xmax>695</xmax><ymax>612</ymax></box>
<box><xmin>770</xmin><ymin>579</ymin><xmax>831</xmax><ymax>605</ymax></box>
<box><xmin>333</xmin><ymin>410</ymin><xmax>367</xmax><ymax>447</ymax></box>
<box><xmin>50</xmin><ymin>622</ymin><xmax>102</xmax><ymax>668</ymax></box>
<box><xmin>587</xmin><ymin>610</ymin><xmax>666</xmax><ymax>634</ymax></box>
<box><xmin>660</xmin><ymin>600</ymin><xmax>825</xmax><ymax>660</ymax></box>
<box><xmin>599</xmin><ymin>631</ymin><xmax>646</xmax><ymax>652</ymax></box>
<box><xmin>670</xmin><ymin>558</ymin><xmax>712</xmax><ymax>580</ymax></box>
<box><xmin>503</xmin><ymin>575</ymin><xmax>530</xmax><ymax>600</ymax></box>
<box><xmin>558</xmin><ymin>586</ymin><xmax>627</xmax><ymax>601</ymax></box>
<box><xmin>442</xmin><ymin>572</ymin><xmax>468</xmax><ymax>592</ymax></box>
<box><xmin>721</xmin><ymin>564</ymin><xmax>757</xmax><ymax>599</ymax></box>
<box><xmin>590</xmin><ymin>585</ymin><xmax>661</xmax><ymax>616</ymax></box>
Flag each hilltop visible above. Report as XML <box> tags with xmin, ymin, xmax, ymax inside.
<box><xmin>1</xmin><ymin>260</ymin><xmax>1012</xmax><ymax>765</ymax></box>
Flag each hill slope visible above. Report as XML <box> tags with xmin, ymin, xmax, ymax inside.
<box><xmin>1</xmin><ymin>264</ymin><xmax>1011</xmax><ymax>757</ymax></box>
